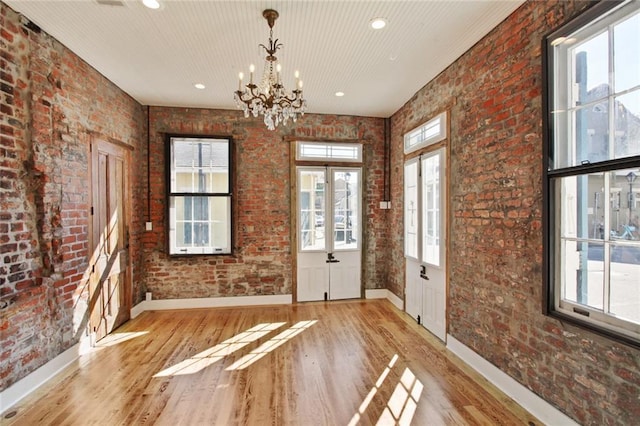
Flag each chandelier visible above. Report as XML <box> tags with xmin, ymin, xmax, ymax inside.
<box><xmin>234</xmin><ymin>9</ymin><xmax>307</xmax><ymax>131</ymax></box>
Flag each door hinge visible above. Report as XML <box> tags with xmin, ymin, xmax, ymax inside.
<box><xmin>417</xmin><ymin>315</ymin><xmax>421</xmax><ymax>325</ymax></box>
<box><xmin>92</xmin><ymin>264</ymin><xmax>95</xmax><ymax>273</ymax></box>
<box><xmin>90</xmin><ymin>206</ymin><xmax>94</xmax><ymax>215</ymax></box>
<box><xmin>324</xmin><ymin>292</ymin><xmax>328</xmax><ymax>301</ymax></box>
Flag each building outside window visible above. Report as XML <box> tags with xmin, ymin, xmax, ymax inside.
<box><xmin>544</xmin><ymin>0</ymin><xmax>640</xmax><ymax>346</ymax></box>
<box><xmin>166</xmin><ymin>135</ymin><xmax>232</xmax><ymax>255</ymax></box>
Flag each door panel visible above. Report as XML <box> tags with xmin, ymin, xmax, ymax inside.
<box><xmin>297</xmin><ymin>167</ymin><xmax>361</xmax><ymax>302</ymax></box>
<box><xmin>90</xmin><ymin>140</ymin><xmax>130</xmax><ymax>343</ymax></box>
<box><xmin>422</xmin><ymin>265</ymin><xmax>446</xmax><ymax>340</ymax></box>
<box><xmin>329</xmin><ymin>251</ymin><xmax>361</xmax><ymax>300</ymax></box>
<box><xmin>405</xmin><ymin>258</ymin><xmax>422</xmax><ymax>321</ymax></box>
<box><xmin>297</xmin><ymin>252</ymin><xmax>328</xmax><ymax>302</ymax></box>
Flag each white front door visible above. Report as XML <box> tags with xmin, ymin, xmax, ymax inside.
<box><xmin>297</xmin><ymin>167</ymin><xmax>361</xmax><ymax>302</ymax></box>
<box><xmin>404</xmin><ymin>149</ymin><xmax>447</xmax><ymax>341</ymax></box>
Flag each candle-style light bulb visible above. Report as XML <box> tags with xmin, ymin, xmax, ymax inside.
<box><xmin>249</xmin><ymin>64</ymin><xmax>255</xmax><ymax>84</ymax></box>
<box><xmin>238</xmin><ymin>72</ymin><xmax>244</xmax><ymax>91</ymax></box>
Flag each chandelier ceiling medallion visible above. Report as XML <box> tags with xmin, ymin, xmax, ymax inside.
<box><xmin>234</xmin><ymin>9</ymin><xmax>307</xmax><ymax>131</ymax></box>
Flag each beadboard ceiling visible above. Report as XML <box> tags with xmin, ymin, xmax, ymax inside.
<box><xmin>5</xmin><ymin>0</ymin><xmax>524</xmax><ymax>118</ymax></box>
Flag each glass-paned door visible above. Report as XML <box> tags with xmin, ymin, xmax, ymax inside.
<box><xmin>297</xmin><ymin>167</ymin><xmax>361</xmax><ymax>301</ymax></box>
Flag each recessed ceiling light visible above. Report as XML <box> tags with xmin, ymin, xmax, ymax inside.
<box><xmin>370</xmin><ymin>18</ymin><xmax>387</xmax><ymax>30</ymax></box>
<box><xmin>335</xmin><ymin>92</ymin><xmax>345</xmax><ymax>97</ymax></box>
<box><xmin>194</xmin><ymin>83</ymin><xmax>205</xmax><ymax>90</ymax></box>
<box><xmin>142</xmin><ymin>0</ymin><xmax>161</xmax><ymax>10</ymax></box>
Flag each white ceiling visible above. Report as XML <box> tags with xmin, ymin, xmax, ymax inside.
<box><xmin>5</xmin><ymin>0</ymin><xmax>524</xmax><ymax>118</ymax></box>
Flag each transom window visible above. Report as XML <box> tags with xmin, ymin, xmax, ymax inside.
<box><xmin>167</xmin><ymin>135</ymin><xmax>232</xmax><ymax>255</ymax></box>
<box><xmin>544</xmin><ymin>0</ymin><xmax>640</xmax><ymax>347</ymax></box>
<box><xmin>404</xmin><ymin>112</ymin><xmax>447</xmax><ymax>154</ymax></box>
<box><xmin>296</xmin><ymin>141</ymin><xmax>362</xmax><ymax>162</ymax></box>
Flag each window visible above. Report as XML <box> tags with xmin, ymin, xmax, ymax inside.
<box><xmin>166</xmin><ymin>135</ymin><xmax>232</xmax><ymax>255</ymax></box>
<box><xmin>404</xmin><ymin>112</ymin><xmax>447</xmax><ymax>154</ymax></box>
<box><xmin>296</xmin><ymin>141</ymin><xmax>362</xmax><ymax>162</ymax></box>
<box><xmin>544</xmin><ymin>0</ymin><xmax>640</xmax><ymax>346</ymax></box>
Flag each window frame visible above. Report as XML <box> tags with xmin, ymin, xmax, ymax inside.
<box><xmin>165</xmin><ymin>134</ymin><xmax>234</xmax><ymax>256</ymax></box>
<box><xmin>542</xmin><ymin>0</ymin><xmax>640</xmax><ymax>348</ymax></box>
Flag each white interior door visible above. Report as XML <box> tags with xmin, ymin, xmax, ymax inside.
<box><xmin>404</xmin><ymin>149</ymin><xmax>447</xmax><ymax>341</ymax></box>
<box><xmin>297</xmin><ymin>167</ymin><xmax>361</xmax><ymax>301</ymax></box>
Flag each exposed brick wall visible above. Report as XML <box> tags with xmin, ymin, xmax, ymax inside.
<box><xmin>0</xmin><ymin>2</ymin><xmax>145</xmax><ymax>391</ymax></box>
<box><xmin>389</xmin><ymin>1</ymin><xmax>639</xmax><ymax>424</ymax></box>
<box><xmin>144</xmin><ymin>107</ymin><xmax>387</xmax><ymax>298</ymax></box>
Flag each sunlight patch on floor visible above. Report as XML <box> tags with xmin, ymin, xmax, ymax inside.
<box><xmin>154</xmin><ymin>322</ymin><xmax>286</xmax><ymax>377</ymax></box>
<box><xmin>347</xmin><ymin>354</ymin><xmax>398</xmax><ymax>426</ymax></box>
<box><xmin>348</xmin><ymin>354</ymin><xmax>424</xmax><ymax>426</ymax></box>
<box><xmin>95</xmin><ymin>331</ymin><xmax>149</xmax><ymax>347</ymax></box>
<box><xmin>225</xmin><ymin>320</ymin><xmax>318</xmax><ymax>371</ymax></box>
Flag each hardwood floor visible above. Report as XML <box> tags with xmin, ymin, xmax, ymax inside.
<box><xmin>3</xmin><ymin>300</ymin><xmax>539</xmax><ymax>425</ymax></box>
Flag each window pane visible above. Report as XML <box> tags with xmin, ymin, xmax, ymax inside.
<box><xmin>550</xmin><ymin>109</ymin><xmax>571</xmax><ymax>169</ymax></box>
<box><xmin>573</xmin><ymin>32</ymin><xmax>609</xmax><ymax>106</ymax></box>
<box><xmin>575</xmin><ymin>104</ymin><xmax>610</xmax><ymax>164</ymax></box>
<box><xmin>561</xmin><ymin>239</ymin><xmax>604</xmax><ymax>309</ymax></box>
<box><xmin>614</xmin><ymin>12</ymin><xmax>640</xmax><ymax>93</ymax></box>
<box><xmin>614</xmin><ymin>91</ymin><xmax>640</xmax><ymax>159</ymax></box>
<box><xmin>559</xmin><ymin>173</ymin><xmax>605</xmax><ymax>240</ymax></box>
<box><xmin>210</xmin><ymin>197</ymin><xmax>230</xmax><ymax>249</ymax></box>
<box><xmin>422</xmin><ymin>154</ymin><xmax>440</xmax><ymax>266</ymax></box>
<box><xmin>299</xmin><ymin>170</ymin><xmax>325</xmax><ymax>251</ymax></box>
<box><xmin>609</xmin><ymin>169</ymin><xmax>640</xmax><ymax>236</ymax></box>
<box><xmin>609</xmin><ymin>243</ymin><xmax>640</xmax><ymax>324</ymax></box>
<box><xmin>333</xmin><ymin>170</ymin><xmax>358</xmax><ymax>251</ymax></box>
<box><xmin>404</xmin><ymin>161</ymin><xmax>418</xmax><ymax>259</ymax></box>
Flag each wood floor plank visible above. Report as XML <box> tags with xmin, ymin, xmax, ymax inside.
<box><xmin>3</xmin><ymin>300</ymin><xmax>540</xmax><ymax>425</ymax></box>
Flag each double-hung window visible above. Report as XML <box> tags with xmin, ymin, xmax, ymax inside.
<box><xmin>543</xmin><ymin>0</ymin><xmax>640</xmax><ymax>346</ymax></box>
<box><xmin>167</xmin><ymin>135</ymin><xmax>232</xmax><ymax>255</ymax></box>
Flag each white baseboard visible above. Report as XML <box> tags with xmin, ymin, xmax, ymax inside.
<box><xmin>1</xmin><ymin>343</ymin><xmax>80</xmax><ymax>413</ymax></box>
<box><xmin>446</xmin><ymin>335</ymin><xmax>578</xmax><ymax>426</ymax></box>
<box><xmin>130</xmin><ymin>301</ymin><xmax>146</xmax><ymax>319</ymax></box>
<box><xmin>131</xmin><ymin>294</ymin><xmax>292</xmax><ymax>316</ymax></box>
<box><xmin>365</xmin><ymin>289</ymin><xmax>404</xmax><ymax>311</ymax></box>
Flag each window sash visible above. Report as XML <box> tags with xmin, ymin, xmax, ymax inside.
<box><xmin>548</xmin><ymin>0</ymin><xmax>640</xmax><ymax>170</ymax></box>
